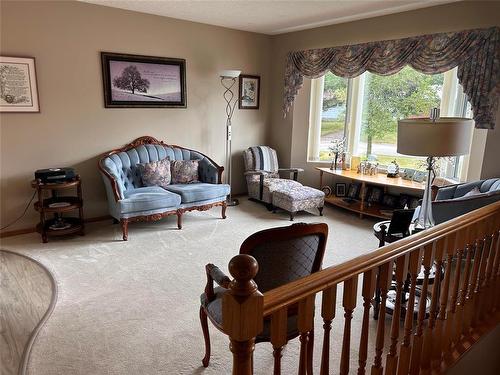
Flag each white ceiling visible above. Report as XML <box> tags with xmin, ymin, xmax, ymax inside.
<box><xmin>80</xmin><ymin>0</ymin><xmax>459</xmax><ymax>35</ymax></box>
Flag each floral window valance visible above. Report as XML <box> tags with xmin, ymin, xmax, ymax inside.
<box><xmin>283</xmin><ymin>27</ymin><xmax>500</xmax><ymax>129</ymax></box>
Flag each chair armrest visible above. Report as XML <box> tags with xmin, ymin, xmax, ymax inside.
<box><xmin>204</xmin><ymin>263</ymin><xmax>231</xmax><ymax>302</ymax></box>
<box><xmin>278</xmin><ymin>168</ymin><xmax>304</xmax><ymax>173</ymax></box>
<box><xmin>244</xmin><ymin>170</ymin><xmax>267</xmax><ymax>176</ymax></box>
<box><xmin>278</xmin><ymin>167</ymin><xmax>304</xmax><ymax>181</ymax></box>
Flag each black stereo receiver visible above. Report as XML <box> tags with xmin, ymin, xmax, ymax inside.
<box><xmin>35</xmin><ymin>167</ymin><xmax>76</xmax><ymax>183</ymax></box>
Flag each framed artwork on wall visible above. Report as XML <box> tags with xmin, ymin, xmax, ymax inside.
<box><xmin>101</xmin><ymin>52</ymin><xmax>186</xmax><ymax>108</ymax></box>
<box><xmin>0</xmin><ymin>56</ymin><xmax>40</xmax><ymax>112</ymax></box>
<box><xmin>238</xmin><ymin>74</ymin><xmax>260</xmax><ymax>109</ymax></box>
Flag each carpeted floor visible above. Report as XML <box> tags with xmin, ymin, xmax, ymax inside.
<box><xmin>1</xmin><ymin>199</ymin><xmax>387</xmax><ymax>374</ymax></box>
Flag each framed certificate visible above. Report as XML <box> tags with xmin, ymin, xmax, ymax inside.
<box><xmin>0</xmin><ymin>56</ymin><xmax>40</xmax><ymax>112</ymax></box>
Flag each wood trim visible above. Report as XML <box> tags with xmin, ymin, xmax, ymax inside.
<box><xmin>262</xmin><ymin>201</ymin><xmax>500</xmax><ymax>316</ymax></box>
<box><xmin>97</xmin><ymin>136</ymin><xmax>226</xmax><ymax>203</ymax></box>
<box><xmin>0</xmin><ymin>215</ymin><xmax>112</xmax><ymax>239</ymax></box>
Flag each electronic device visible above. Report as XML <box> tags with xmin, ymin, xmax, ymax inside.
<box><xmin>35</xmin><ymin>167</ymin><xmax>75</xmax><ymax>183</ymax></box>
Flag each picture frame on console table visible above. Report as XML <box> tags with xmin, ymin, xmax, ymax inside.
<box><xmin>101</xmin><ymin>52</ymin><xmax>186</xmax><ymax>108</ymax></box>
<box><xmin>0</xmin><ymin>56</ymin><xmax>40</xmax><ymax>113</ymax></box>
<box><xmin>238</xmin><ymin>74</ymin><xmax>260</xmax><ymax>109</ymax></box>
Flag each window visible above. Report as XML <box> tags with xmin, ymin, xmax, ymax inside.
<box><xmin>308</xmin><ymin>67</ymin><xmax>472</xmax><ymax>180</ymax></box>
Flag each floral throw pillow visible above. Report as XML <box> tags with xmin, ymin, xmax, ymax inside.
<box><xmin>137</xmin><ymin>158</ymin><xmax>171</xmax><ymax>188</ymax></box>
<box><xmin>170</xmin><ymin>160</ymin><xmax>199</xmax><ymax>184</ymax></box>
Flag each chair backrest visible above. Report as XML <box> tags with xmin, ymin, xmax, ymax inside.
<box><xmin>239</xmin><ymin>223</ymin><xmax>328</xmax><ymax>293</ymax></box>
<box><xmin>243</xmin><ymin>146</ymin><xmax>279</xmax><ymax>173</ymax></box>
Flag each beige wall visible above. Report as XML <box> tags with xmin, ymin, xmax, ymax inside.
<box><xmin>0</xmin><ymin>1</ymin><xmax>271</xmax><ymax>231</ymax></box>
<box><xmin>269</xmin><ymin>1</ymin><xmax>500</xmax><ymax>188</ymax></box>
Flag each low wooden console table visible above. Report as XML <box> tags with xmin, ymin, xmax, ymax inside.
<box><xmin>316</xmin><ymin>167</ymin><xmax>424</xmax><ymax>219</ymax></box>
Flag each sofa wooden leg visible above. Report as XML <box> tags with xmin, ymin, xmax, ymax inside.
<box><xmin>177</xmin><ymin>211</ymin><xmax>183</xmax><ymax>229</ymax></box>
<box><xmin>221</xmin><ymin>201</ymin><xmax>227</xmax><ymax>219</ymax></box>
<box><xmin>319</xmin><ymin>207</ymin><xmax>324</xmax><ymax>216</ymax></box>
<box><xmin>120</xmin><ymin>219</ymin><xmax>129</xmax><ymax>241</ymax></box>
<box><xmin>112</xmin><ymin>218</ymin><xmax>119</xmax><ymax>224</ymax></box>
<box><xmin>290</xmin><ymin>212</ymin><xmax>295</xmax><ymax>221</ymax></box>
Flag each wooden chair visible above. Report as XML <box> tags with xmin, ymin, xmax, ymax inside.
<box><xmin>199</xmin><ymin>222</ymin><xmax>328</xmax><ymax>374</ymax></box>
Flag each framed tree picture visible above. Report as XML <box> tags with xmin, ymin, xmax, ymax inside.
<box><xmin>238</xmin><ymin>74</ymin><xmax>260</xmax><ymax>109</ymax></box>
<box><xmin>101</xmin><ymin>52</ymin><xmax>186</xmax><ymax>108</ymax></box>
<box><xmin>0</xmin><ymin>56</ymin><xmax>40</xmax><ymax>113</ymax></box>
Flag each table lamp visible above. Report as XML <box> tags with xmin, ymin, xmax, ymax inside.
<box><xmin>397</xmin><ymin>108</ymin><xmax>473</xmax><ymax>230</ymax></box>
<box><xmin>220</xmin><ymin>70</ymin><xmax>241</xmax><ymax>206</ymax></box>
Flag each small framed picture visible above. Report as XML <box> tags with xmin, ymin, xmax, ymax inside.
<box><xmin>412</xmin><ymin>170</ymin><xmax>427</xmax><ymax>183</ymax></box>
<box><xmin>347</xmin><ymin>183</ymin><xmax>360</xmax><ymax>200</ymax></box>
<box><xmin>401</xmin><ymin>168</ymin><xmax>416</xmax><ymax>180</ymax></box>
<box><xmin>0</xmin><ymin>56</ymin><xmax>40</xmax><ymax>112</ymax></box>
<box><xmin>101</xmin><ymin>52</ymin><xmax>186</xmax><ymax>108</ymax></box>
<box><xmin>239</xmin><ymin>74</ymin><xmax>260</xmax><ymax>109</ymax></box>
<box><xmin>368</xmin><ymin>187</ymin><xmax>383</xmax><ymax>203</ymax></box>
<box><xmin>335</xmin><ymin>183</ymin><xmax>346</xmax><ymax>197</ymax></box>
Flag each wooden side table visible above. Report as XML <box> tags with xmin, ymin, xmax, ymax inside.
<box><xmin>32</xmin><ymin>176</ymin><xmax>84</xmax><ymax>243</ymax></box>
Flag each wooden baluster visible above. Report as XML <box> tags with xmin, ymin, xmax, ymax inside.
<box><xmin>490</xmin><ymin>229</ymin><xmax>500</xmax><ymax>312</ymax></box>
<box><xmin>482</xmin><ymin>221</ymin><xmax>498</xmax><ymax>316</ymax></box>
<box><xmin>477</xmin><ymin>218</ymin><xmax>496</xmax><ymax>322</ymax></box>
<box><xmin>454</xmin><ymin>226</ymin><xmax>474</xmax><ymax>340</ymax></box>
<box><xmin>460</xmin><ymin>223</ymin><xmax>479</xmax><ymax>337</ymax></box>
<box><xmin>409</xmin><ymin>243</ymin><xmax>434</xmax><ymax>375</ymax></box>
<box><xmin>385</xmin><ymin>255</ymin><xmax>409</xmax><ymax>375</ymax></box>
<box><xmin>420</xmin><ymin>238</ymin><xmax>445</xmax><ymax>374</ymax></box>
<box><xmin>433</xmin><ymin>235</ymin><xmax>452</xmax><ymax>367</ymax></box>
<box><xmin>271</xmin><ymin>308</ymin><xmax>288</xmax><ymax>375</ymax></box>
<box><xmin>443</xmin><ymin>232</ymin><xmax>464</xmax><ymax>353</ymax></box>
<box><xmin>298</xmin><ymin>295</ymin><xmax>315</xmax><ymax>375</ymax></box>
<box><xmin>340</xmin><ymin>276</ymin><xmax>358</xmax><ymax>375</ymax></box>
<box><xmin>462</xmin><ymin>229</ymin><xmax>483</xmax><ymax>334</ymax></box>
<box><xmin>320</xmin><ymin>285</ymin><xmax>337</xmax><ymax>375</ymax></box>
<box><xmin>222</xmin><ymin>255</ymin><xmax>264</xmax><ymax>375</ymax></box>
<box><xmin>397</xmin><ymin>248</ymin><xmax>423</xmax><ymax>375</ymax></box>
<box><xmin>358</xmin><ymin>269</ymin><xmax>377</xmax><ymax>375</ymax></box>
<box><xmin>472</xmin><ymin>223</ymin><xmax>491</xmax><ymax>327</ymax></box>
<box><xmin>371</xmin><ymin>261</ymin><xmax>392</xmax><ymax>375</ymax></box>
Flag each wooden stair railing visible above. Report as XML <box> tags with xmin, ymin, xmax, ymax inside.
<box><xmin>223</xmin><ymin>201</ymin><xmax>500</xmax><ymax>375</ymax></box>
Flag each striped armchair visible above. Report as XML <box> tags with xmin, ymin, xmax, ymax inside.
<box><xmin>243</xmin><ymin>146</ymin><xmax>303</xmax><ymax>208</ymax></box>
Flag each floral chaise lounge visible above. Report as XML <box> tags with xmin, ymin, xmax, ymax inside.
<box><xmin>99</xmin><ymin>136</ymin><xmax>230</xmax><ymax>240</ymax></box>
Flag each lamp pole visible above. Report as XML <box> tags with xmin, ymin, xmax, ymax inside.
<box><xmin>220</xmin><ymin>71</ymin><xmax>241</xmax><ymax>206</ymax></box>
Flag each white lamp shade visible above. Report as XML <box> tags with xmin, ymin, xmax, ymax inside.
<box><xmin>397</xmin><ymin>117</ymin><xmax>473</xmax><ymax>157</ymax></box>
<box><xmin>220</xmin><ymin>70</ymin><xmax>241</xmax><ymax>78</ymax></box>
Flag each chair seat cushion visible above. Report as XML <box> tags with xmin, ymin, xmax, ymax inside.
<box><xmin>165</xmin><ymin>183</ymin><xmax>230</xmax><ymax>203</ymax></box>
<box><xmin>272</xmin><ymin>186</ymin><xmax>325</xmax><ymax>213</ymax></box>
<box><xmin>200</xmin><ymin>287</ymin><xmax>299</xmax><ymax>341</ymax></box>
<box><xmin>120</xmin><ymin>186</ymin><xmax>181</xmax><ymax>214</ymax></box>
<box><xmin>247</xmin><ymin>178</ymin><xmax>302</xmax><ymax>204</ymax></box>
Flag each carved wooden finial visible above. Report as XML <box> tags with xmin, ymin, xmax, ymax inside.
<box><xmin>228</xmin><ymin>254</ymin><xmax>259</xmax><ymax>297</ymax></box>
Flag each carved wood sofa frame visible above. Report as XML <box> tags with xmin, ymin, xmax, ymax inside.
<box><xmin>98</xmin><ymin>136</ymin><xmax>226</xmax><ymax>240</ymax></box>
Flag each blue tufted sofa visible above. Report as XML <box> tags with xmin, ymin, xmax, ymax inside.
<box><xmin>98</xmin><ymin>136</ymin><xmax>230</xmax><ymax>240</ymax></box>
<box><xmin>432</xmin><ymin>178</ymin><xmax>500</xmax><ymax>224</ymax></box>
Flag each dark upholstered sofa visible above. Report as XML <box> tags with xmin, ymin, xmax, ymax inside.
<box><xmin>98</xmin><ymin>136</ymin><xmax>229</xmax><ymax>240</ymax></box>
<box><xmin>432</xmin><ymin>178</ymin><xmax>500</xmax><ymax>224</ymax></box>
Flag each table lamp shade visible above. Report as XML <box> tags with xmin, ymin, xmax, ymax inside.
<box><xmin>397</xmin><ymin>118</ymin><xmax>473</xmax><ymax>157</ymax></box>
<box><xmin>219</xmin><ymin>70</ymin><xmax>241</xmax><ymax>78</ymax></box>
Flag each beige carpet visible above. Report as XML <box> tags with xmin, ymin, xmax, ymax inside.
<box><xmin>1</xmin><ymin>199</ymin><xmax>386</xmax><ymax>375</ymax></box>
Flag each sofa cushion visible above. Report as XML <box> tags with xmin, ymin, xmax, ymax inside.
<box><xmin>170</xmin><ymin>160</ymin><xmax>199</xmax><ymax>184</ymax></box>
<box><xmin>120</xmin><ymin>186</ymin><xmax>181</xmax><ymax>214</ymax></box>
<box><xmin>165</xmin><ymin>183</ymin><xmax>230</xmax><ymax>203</ymax></box>
<box><xmin>137</xmin><ymin>158</ymin><xmax>171</xmax><ymax>188</ymax></box>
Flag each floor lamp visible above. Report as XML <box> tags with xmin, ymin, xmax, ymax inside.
<box><xmin>220</xmin><ymin>70</ymin><xmax>241</xmax><ymax>206</ymax></box>
<box><xmin>397</xmin><ymin>109</ymin><xmax>473</xmax><ymax>230</ymax></box>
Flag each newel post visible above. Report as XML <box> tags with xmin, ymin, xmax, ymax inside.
<box><xmin>223</xmin><ymin>254</ymin><xmax>264</xmax><ymax>375</ymax></box>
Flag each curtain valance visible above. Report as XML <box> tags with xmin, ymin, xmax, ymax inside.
<box><xmin>283</xmin><ymin>27</ymin><xmax>500</xmax><ymax>129</ymax></box>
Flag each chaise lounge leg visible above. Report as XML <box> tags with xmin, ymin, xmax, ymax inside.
<box><xmin>177</xmin><ymin>211</ymin><xmax>183</xmax><ymax>230</ymax></box>
<box><xmin>290</xmin><ymin>212</ymin><xmax>295</xmax><ymax>221</ymax></box>
<box><xmin>221</xmin><ymin>201</ymin><xmax>227</xmax><ymax>219</ymax></box>
<box><xmin>120</xmin><ymin>219</ymin><xmax>129</xmax><ymax>241</ymax></box>
<box><xmin>319</xmin><ymin>207</ymin><xmax>324</xmax><ymax>216</ymax></box>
